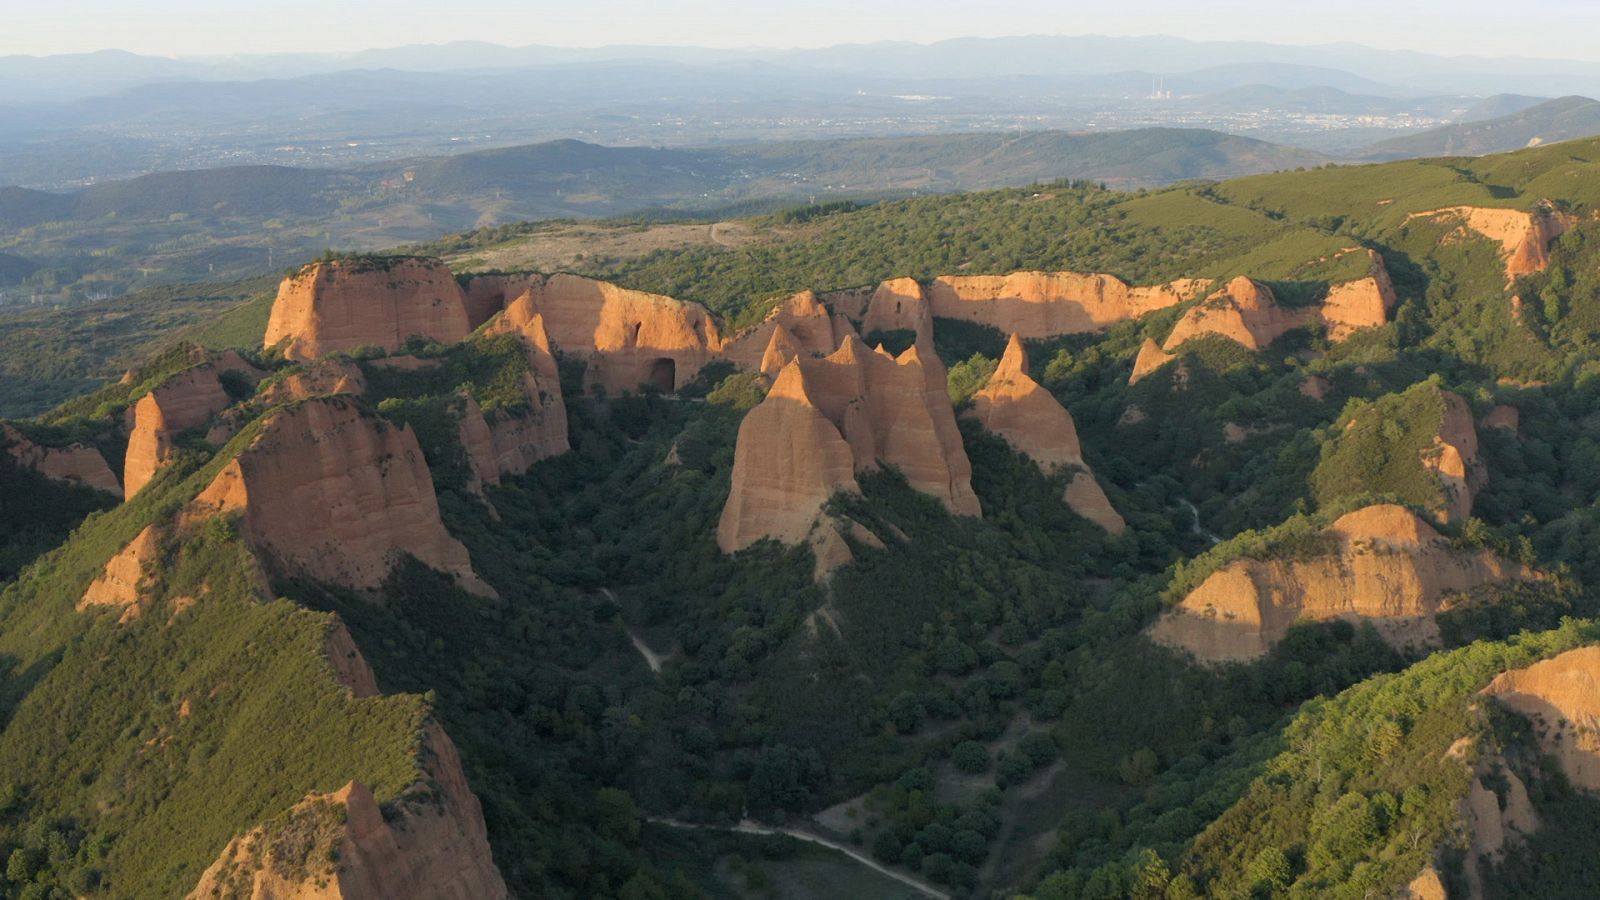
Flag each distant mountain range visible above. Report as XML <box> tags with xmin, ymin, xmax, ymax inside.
<box><xmin>1362</xmin><ymin>95</ymin><xmax>1600</xmax><ymax>159</ymax></box>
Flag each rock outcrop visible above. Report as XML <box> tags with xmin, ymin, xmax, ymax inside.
<box><xmin>1319</xmin><ymin>249</ymin><xmax>1398</xmax><ymax>341</ymax></box>
<box><xmin>718</xmin><ymin>335</ymin><xmax>979</xmax><ymax>577</ymax></box>
<box><xmin>1163</xmin><ymin>277</ymin><xmax>1314</xmax><ymax>352</ymax></box>
<box><xmin>967</xmin><ymin>335</ymin><xmax>1125</xmax><ymax>532</ymax></box>
<box><xmin>1</xmin><ymin>423</ymin><xmax>121</xmax><ymax>496</ymax></box>
<box><xmin>1406</xmin><ymin>204</ymin><xmax>1575</xmax><ymax>284</ymax></box>
<box><xmin>459</xmin><ymin>272</ymin><xmax>541</xmax><ymax>330</ymax></box>
<box><xmin>188</xmin><ymin>397</ymin><xmax>491</xmax><ymax>596</ymax></box>
<box><xmin>1423</xmin><ymin>390</ymin><xmax>1485</xmax><ymax>524</ymax></box>
<box><xmin>1128</xmin><ymin>338</ymin><xmax>1177</xmax><ymax>385</ymax></box>
<box><xmin>860</xmin><ymin>277</ymin><xmax>936</xmax><ymax>340</ymax></box>
<box><xmin>264</xmin><ymin>258</ymin><xmax>474</xmax><ymax>360</ymax></box>
<box><xmin>1483</xmin><ymin>646</ymin><xmax>1600</xmax><ymax>791</ymax></box>
<box><xmin>188</xmin><ymin>722</ymin><xmax>507</xmax><ymax>900</ymax></box>
<box><xmin>124</xmin><ymin>350</ymin><xmax>264</xmax><ymax>499</ymax></box>
<box><xmin>1483</xmin><ymin>404</ymin><xmax>1520</xmax><ymax>433</ymax></box>
<box><xmin>78</xmin><ymin>524</ymin><xmax>164</xmax><ymax>621</ymax></box>
<box><xmin>927</xmin><ymin>272</ymin><xmax>1212</xmax><ymax>338</ymax></box>
<box><xmin>259</xmin><ymin>359</ymin><xmax>368</xmax><ymax>404</ymax></box>
<box><xmin>723</xmin><ymin>290</ymin><xmax>855</xmax><ymax>370</ymax></box>
<box><xmin>506</xmin><ymin>274</ymin><xmax>722</xmax><ymax>394</ymax></box>
<box><xmin>1149</xmin><ymin>504</ymin><xmax>1534</xmax><ymax>662</ymax></box>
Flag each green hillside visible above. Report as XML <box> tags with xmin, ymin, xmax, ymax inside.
<box><xmin>6</xmin><ymin>135</ymin><xmax>1600</xmax><ymax>899</ymax></box>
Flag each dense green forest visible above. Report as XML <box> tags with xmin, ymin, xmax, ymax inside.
<box><xmin>6</xmin><ymin>137</ymin><xmax>1600</xmax><ymax>899</ymax></box>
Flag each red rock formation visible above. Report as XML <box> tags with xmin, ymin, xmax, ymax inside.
<box><xmin>1422</xmin><ymin>390</ymin><xmax>1484</xmax><ymax>524</ymax></box>
<box><xmin>78</xmin><ymin>524</ymin><xmax>163</xmax><ymax>621</ymax></box>
<box><xmin>1163</xmin><ymin>277</ymin><xmax>1315</xmax><ymax>351</ymax></box>
<box><xmin>1</xmin><ymin>423</ymin><xmax>121</xmax><ymax>496</ymax></box>
<box><xmin>927</xmin><ymin>272</ymin><xmax>1212</xmax><ymax>338</ymax></box>
<box><xmin>1149</xmin><ymin>504</ymin><xmax>1533</xmax><ymax>662</ymax></box>
<box><xmin>968</xmin><ymin>334</ymin><xmax>1125</xmax><ymax>532</ymax></box>
<box><xmin>188</xmin><ymin>397</ymin><xmax>491</xmax><ymax>596</ymax></box>
<box><xmin>723</xmin><ymin>290</ymin><xmax>855</xmax><ymax>369</ymax></box>
<box><xmin>860</xmin><ymin>277</ymin><xmax>934</xmax><ymax>340</ymax></box>
<box><xmin>265</xmin><ymin>258</ymin><xmax>473</xmax><ymax>360</ymax></box>
<box><xmin>719</xmin><ymin>335</ymin><xmax>980</xmax><ymax>575</ymax></box>
<box><xmin>759</xmin><ymin>324</ymin><xmax>801</xmax><ymax>379</ymax></box>
<box><xmin>187</xmin><ymin>722</ymin><xmax>507</xmax><ymax>900</ymax></box>
<box><xmin>717</xmin><ymin>360</ymin><xmax>862</xmax><ymax>556</ymax></box>
<box><xmin>1128</xmin><ymin>338</ymin><xmax>1176</xmax><ymax>385</ymax></box>
<box><xmin>1319</xmin><ymin>250</ymin><xmax>1398</xmax><ymax>341</ymax></box>
<box><xmin>506</xmin><ymin>274</ymin><xmax>722</xmax><ymax>394</ymax></box>
<box><xmin>1406</xmin><ymin>204</ymin><xmax>1575</xmax><ymax>284</ymax></box>
<box><xmin>1482</xmin><ymin>646</ymin><xmax>1600</xmax><ymax>791</ymax></box>
<box><xmin>458</xmin><ymin>272</ymin><xmax>541</xmax><ymax>330</ymax></box>
<box><xmin>260</xmin><ymin>359</ymin><xmax>368</xmax><ymax>405</ymax></box>
<box><xmin>124</xmin><ymin>351</ymin><xmax>264</xmax><ymax>498</ymax></box>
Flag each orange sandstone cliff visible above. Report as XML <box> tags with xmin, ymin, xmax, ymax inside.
<box><xmin>1482</xmin><ymin>646</ymin><xmax>1600</xmax><ymax>791</ymax></box>
<box><xmin>967</xmin><ymin>335</ymin><xmax>1125</xmax><ymax>532</ymax></box>
<box><xmin>506</xmin><ymin>273</ymin><xmax>722</xmax><ymax>394</ymax></box>
<box><xmin>723</xmin><ymin>290</ymin><xmax>855</xmax><ymax>370</ymax></box>
<box><xmin>189</xmin><ymin>632</ymin><xmax>507</xmax><ymax>900</ymax></box>
<box><xmin>1162</xmin><ymin>277</ymin><xmax>1314</xmax><ymax>352</ymax></box>
<box><xmin>718</xmin><ymin>335</ymin><xmax>980</xmax><ymax>576</ymax></box>
<box><xmin>1424</xmin><ymin>390</ymin><xmax>1486</xmax><ymax>524</ymax></box>
<box><xmin>188</xmin><ymin>397</ymin><xmax>491</xmax><ymax>596</ymax></box>
<box><xmin>1407</xmin><ymin>204</ymin><xmax>1575</xmax><ymax>284</ymax></box>
<box><xmin>2</xmin><ymin>423</ymin><xmax>122</xmax><ymax>496</ymax></box>
<box><xmin>928</xmin><ymin>272</ymin><xmax>1211</xmax><ymax>338</ymax></box>
<box><xmin>1128</xmin><ymin>338</ymin><xmax>1177</xmax><ymax>385</ymax></box>
<box><xmin>1319</xmin><ymin>249</ymin><xmax>1398</xmax><ymax>341</ymax></box>
<box><xmin>124</xmin><ymin>350</ymin><xmax>265</xmax><ymax>498</ymax></box>
<box><xmin>1149</xmin><ymin>504</ymin><xmax>1533</xmax><ymax>662</ymax></box>
<box><xmin>264</xmin><ymin>258</ymin><xmax>473</xmax><ymax>360</ymax></box>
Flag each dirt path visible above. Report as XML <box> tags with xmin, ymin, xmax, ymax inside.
<box><xmin>649</xmin><ymin>817</ymin><xmax>950</xmax><ymax>899</ymax></box>
<box><xmin>709</xmin><ymin>221</ymin><xmax>739</xmax><ymax>249</ymax></box>
<box><xmin>603</xmin><ymin>588</ymin><xmax>671</xmax><ymax>674</ymax></box>
<box><xmin>1180</xmin><ymin>499</ymin><xmax>1223</xmax><ymax>545</ymax></box>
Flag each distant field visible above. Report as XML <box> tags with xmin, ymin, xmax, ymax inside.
<box><xmin>447</xmin><ymin>220</ymin><xmax>773</xmax><ymax>274</ymax></box>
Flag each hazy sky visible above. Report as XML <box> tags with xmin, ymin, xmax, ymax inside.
<box><xmin>7</xmin><ymin>0</ymin><xmax>1599</xmax><ymax>62</ymax></box>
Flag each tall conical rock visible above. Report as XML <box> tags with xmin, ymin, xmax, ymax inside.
<box><xmin>264</xmin><ymin>257</ymin><xmax>473</xmax><ymax>360</ymax></box>
<box><xmin>1319</xmin><ymin>249</ymin><xmax>1398</xmax><ymax>341</ymax></box>
<box><xmin>968</xmin><ymin>334</ymin><xmax>1125</xmax><ymax>532</ymax></box>
<box><xmin>719</xmin><ymin>335</ymin><xmax>980</xmax><ymax>577</ymax></box>
<box><xmin>1128</xmin><ymin>337</ymin><xmax>1177</xmax><ymax>385</ymax></box>
<box><xmin>723</xmin><ymin>290</ymin><xmax>855</xmax><ymax>370</ymax></box>
<box><xmin>1149</xmin><ymin>504</ymin><xmax>1534</xmax><ymax>662</ymax></box>
<box><xmin>188</xmin><ymin>397</ymin><xmax>491</xmax><ymax>596</ymax></box>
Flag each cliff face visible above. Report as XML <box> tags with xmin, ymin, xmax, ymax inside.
<box><xmin>1319</xmin><ymin>249</ymin><xmax>1398</xmax><ymax>341</ymax></box>
<box><xmin>458</xmin><ymin>272</ymin><xmax>541</xmax><ymax>330</ymax></box>
<box><xmin>718</xmin><ymin>335</ymin><xmax>980</xmax><ymax>576</ymax></box>
<box><xmin>860</xmin><ymin>277</ymin><xmax>935</xmax><ymax>340</ymax></box>
<box><xmin>1423</xmin><ymin>390</ymin><xmax>1485</xmax><ymax>524</ymax></box>
<box><xmin>124</xmin><ymin>351</ymin><xmax>265</xmax><ymax>499</ymax></box>
<box><xmin>78</xmin><ymin>524</ymin><xmax>164</xmax><ymax>621</ymax></box>
<box><xmin>188</xmin><ymin>722</ymin><xmax>507</xmax><ymax>900</ymax></box>
<box><xmin>1149</xmin><ymin>504</ymin><xmax>1532</xmax><ymax>662</ymax></box>
<box><xmin>723</xmin><ymin>290</ymin><xmax>855</xmax><ymax>370</ymax></box>
<box><xmin>2</xmin><ymin>423</ymin><xmax>121</xmax><ymax>496</ymax></box>
<box><xmin>264</xmin><ymin>258</ymin><xmax>473</xmax><ymax>361</ymax></box>
<box><xmin>928</xmin><ymin>272</ymin><xmax>1211</xmax><ymax>338</ymax></box>
<box><xmin>260</xmin><ymin>359</ymin><xmax>368</xmax><ymax>405</ymax></box>
<box><xmin>1128</xmin><ymin>338</ymin><xmax>1177</xmax><ymax>385</ymax></box>
<box><xmin>188</xmin><ymin>397</ymin><xmax>491</xmax><ymax>596</ymax></box>
<box><xmin>1483</xmin><ymin>646</ymin><xmax>1600</xmax><ymax>791</ymax></box>
<box><xmin>1163</xmin><ymin>277</ymin><xmax>1314</xmax><ymax>351</ymax></box>
<box><xmin>967</xmin><ymin>334</ymin><xmax>1125</xmax><ymax>532</ymax></box>
<box><xmin>507</xmin><ymin>273</ymin><xmax>722</xmax><ymax>395</ymax></box>
<box><xmin>1407</xmin><ymin>204</ymin><xmax>1575</xmax><ymax>283</ymax></box>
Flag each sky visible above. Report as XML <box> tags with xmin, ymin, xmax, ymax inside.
<box><xmin>6</xmin><ymin>0</ymin><xmax>1600</xmax><ymax>62</ymax></box>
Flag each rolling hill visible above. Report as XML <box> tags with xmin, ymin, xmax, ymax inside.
<box><xmin>1362</xmin><ymin>94</ymin><xmax>1600</xmax><ymax>159</ymax></box>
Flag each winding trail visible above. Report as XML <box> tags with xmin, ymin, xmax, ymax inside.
<box><xmin>1180</xmin><ymin>498</ymin><xmax>1223</xmax><ymax>545</ymax></box>
<box><xmin>603</xmin><ymin>587</ymin><xmax>671</xmax><ymax>674</ymax></box>
<box><xmin>648</xmin><ymin>817</ymin><xmax>950</xmax><ymax>899</ymax></box>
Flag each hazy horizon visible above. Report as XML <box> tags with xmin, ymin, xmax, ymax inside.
<box><xmin>8</xmin><ymin>0</ymin><xmax>1600</xmax><ymax>63</ymax></box>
